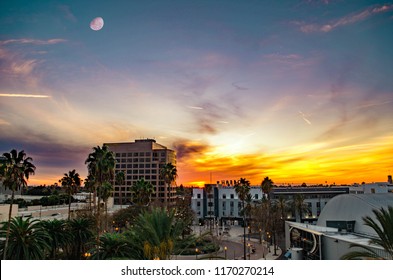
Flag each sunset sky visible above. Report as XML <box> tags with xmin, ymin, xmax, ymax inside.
<box><xmin>1</xmin><ymin>0</ymin><xmax>392</xmax><ymax>187</ymax></box>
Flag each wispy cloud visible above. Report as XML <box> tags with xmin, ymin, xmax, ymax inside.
<box><xmin>0</xmin><ymin>38</ymin><xmax>67</xmax><ymax>46</ymax></box>
<box><xmin>297</xmin><ymin>4</ymin><xmax>393</xmax><ymax>33</ymax></box>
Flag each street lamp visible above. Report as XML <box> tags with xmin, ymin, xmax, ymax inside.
<box><xmin>224</xmin><ymin>246</ymin><xmax>227</xmax><ymax>260</ymax></box>
<box><xmin>84</xmin><ymin>252</ymin><xmax>91</xmax><ymax>259</ymax></box>
<box><xmin>195</xmin><ymin>248</ymin><xmax>199</xmax><ymax>259</ymax></box>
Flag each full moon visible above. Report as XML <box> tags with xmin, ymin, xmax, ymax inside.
<box><xmin>90</xmin><ymin>17</ymin><xmax>104</xmax><ymax>31</ymax></box>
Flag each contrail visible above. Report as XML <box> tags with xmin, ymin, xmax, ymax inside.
<box><xmin>299</xmin><ymin>111</ymin><xmax>312</xmax><ymax>125</ymax></box>
<box><xmin>0</xmin><ymin>93</ymin><xmax>50</xmax><ymax>98</ymax></box>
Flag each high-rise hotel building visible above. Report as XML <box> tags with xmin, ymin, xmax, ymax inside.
<box><xmin>104</xmin><ymin>139</ymin><xmax>176</xmax><ymax>205</ymax></box>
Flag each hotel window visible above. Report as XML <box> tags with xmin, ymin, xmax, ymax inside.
<box><xmin>121</xmin><ymin>153</ymin><xmax>126</xmax><ymax>157</ymax></box>
<box><xmin>139</xmin><ymin>164</ymin><xmax>144</xmax><ymax>168</ymax></box>
<box><xmin>133</xmin><ymin>152</ymin><xmax>138</xmax><ymax>156</ymax></box>
<box><xmin>230</xmin><ymin>194</ymin><xmax>234</xmax><ymax>199</ymax></box>
<box><xmin>146</xmin><ymin>152</ymin><xmax>151</xmax><ymax>156</ymax></box>
<box><xmin>197</xmin><ymin>194</ymin><xmax>201</xmax><ymax>199</ymax></box>
<box><xmin>116</xmin><ymin>153</ymin><xmax>121</xmax><ymax>157</ymax></box>
<box><xmin>223</xmin><ymin>194</ymin><xmax>226</xmax><ymax>199</ymax></box>
<box><xmin>140</xmin><ymin>152</ymin><xmax>145</xmax><ymax>156</ymax></box>
<box><xmin>255</xmin><ymin>194</ymin><xmax>258</xmax><ymax>199</ymax></box>
<box><xmin>197</xmin><ymin>201</ymin><xmax>201</xmax><ymax>206</ymax></box>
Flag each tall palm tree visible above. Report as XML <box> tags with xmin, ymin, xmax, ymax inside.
<box><xmin>85</xmin><ymin>145</ymin><xmax>115</xmax><ymax>235</ymax></box>
<box><xmin>59</xmin><ymin>169</ymin><xmax>82</xmax><ymax>220</ymax></box>
<box><xmin>290</xmin><ymin>194</ymin><xmax>309</xmax><ymax>222</ymax></box>
<box><xmin>273</xmin><ymin>196</ymin><xmax>289</xmax><ymax>235</ymax></box>
<box><xmin>0</xmin><ymin>217</ymin><xmax>50</xmax><ymax>260</ymax></box>
<box><xmin>1</xmin><ymin>149</ymin><xmax>36</xmax><ymax>260</ymax></box>
<box><xmin>261</xmin><ymin>176</ymin><xmax>274</xmax><ymax>200</ymax></box>
<box><xmin>234</xmin><ymin>178</ymin><xmax>250</xmax><ymax>260</ymax></box>
<box><xmin>131</xmin><ymin>178</ymin><xmax>155</xmax><ymax>207</ymax></box>
<box><xmin>115</xmin><ymin>171</ymin><xmax>125</xmax><ymax>208</ymax></box>
<box><xmin>98</xmin><ymin>181</ymin><xmax>113</xmax><ymax>231</ymax></box>
<box><xmin>204</xmin><ymin>184</ymin><xmax>213</xmax><ymax>232</ymax></box>
<box><xmin>159</xmin><ymin>162</ymin><xmax>177</xmax><ymax>208</ymax></box>
<box><xmin>40</xmin><ymin>219</ymin><xmax>71</xmax><ymax>259</ymax></box>
<box><xmin>84</xmin><ymin>174</ymin><xmax>95</xmax><ymax>213</ymax></box>
<box><xmin>341</xmin><ymin>206</ymin><xmax>393</xmax><ymax>260</ymax></box>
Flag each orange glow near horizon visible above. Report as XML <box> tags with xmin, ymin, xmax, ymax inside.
<box><xmin>25</xmin><ymin>133</ymin><xmax>393</xmax><ymax>187</ymax></box>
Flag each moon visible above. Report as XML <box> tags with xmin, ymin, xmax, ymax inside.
<box><xmin>90</xmin><ymin>17</ymin><xmax>104</xmax><ymax>31</ymax></box>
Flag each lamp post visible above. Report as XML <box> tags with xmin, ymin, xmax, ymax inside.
<box><xmin>247</xmin><ymin>243</ymin><xmax>251</xmax><ymax>260</ymax></box>
<box><xmin>248</xmin><ymin>226</ymin><xmax>251</xmax><ymax>241</ymax></box>
<box><xmin>224</xmin><ymin>246</ymin><xmax>227</xmax><ymax>260</ymax></box>
<box><xmin>195</xmin><ymin>248</ymin><xmax>199</xmax><ymax>260</ymax></box>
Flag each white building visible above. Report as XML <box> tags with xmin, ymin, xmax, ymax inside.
<box><xmin>285</xmin><ymin>193</ymin><xmax>393</xmax><ymax>260</ymax></box>
<box><xmin>191</xmin><ymin>184</ymin><xmax>262</xmax><ymax>224</ymax></box>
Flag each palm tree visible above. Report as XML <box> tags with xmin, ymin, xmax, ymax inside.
<box><xmin>159</xmin><ymin>162</ymin><xmax>177</xmax><ymax>208</ymax></box>
<box><xmin>234</xmin><ymin>178</ymin><xmax>250</xmax><ymax>260</ymax></box>
<box><xmin>40</xmin><ymin>219</ymin><xmax>71</xmax><ymax>259</ymax></box>
<box><xmin>204</xmin><ymin>184</ymin><xmax>213</xmax><ymax>232</ymax></box>
<box><xmin>115</xmin><ymin>171</ymin><xmax>125</xmax><ymax>208</ymax></box>
<box><xmin>98</xmin><ymin>181</ymin><xmax>113</xmax><ymax>231</ymax></box>
<box><xmin>0</xmin><ymin>217</ymin><xmax>50</xmax><ymax>260</ymax></box>
<box><xmin>59</xmin><ymin>169</ymin><xmax>82</xmax><ymax>220</ymax></box>
<box><xmin>1</xmin><ymin>149</ymin><xmax>36</xmax><ymax>260</ymax></box>
<box><xmin>131</xmin><ymin>178</ymin><xmax>155</xmax><ymax>207</ymax></box>
<box><xmin>290</xmin><ymin>194</ymin><xmax>309</xmax><ymax>222</ymax></box>
<box><xmin>84</xmin><ymin>174</ymin><xmax>95</xmax><ymax>213</ymax></box>
<box><xmin>85</xmin><ymin>145</ymin><xmax>115</xmax><ymax>236</ymax></box>
<box><xmin>272</xmin><ymin>196</ymin><xmax>289</xmax><ymax>245</ymax></box>
<box><xmin>67</xmin><ymin>217</ymin><xmax>95</xmax><ymax>259</ymax></box>
<box><xmin>126</xmin><ymin>207</ymin><xmax>185</xmax><ymax>260</ymax></box>
<box><xmin>261</xmin><ymin>176</ymin><xmax>274</xmax><ymax>200</ymax></box>
<box><xmin>91</xmin><ymin>232</ymin><xmax>134</xmax><ymax>260</ymax></box>
<box><xmin>341</xmin><ymin>206</ymin><xmax>393</xmax><ymax>260</ymax></box>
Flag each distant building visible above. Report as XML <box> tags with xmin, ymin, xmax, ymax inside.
<box><xmin>192</xmin><ymin>184</ymin><xmax>262</xmax><ymax>224</ymax></box>
<box><xmin>285</xmin><ymin>194</ymin><xmax>393</xmax><ymax>260</ymax></box>
<box><xmin>270</xmin><ymin>187</ymin><xmax>349</xmax><ymax>223</ymax></box>
<box><xmin>105</xmin><ymin>139</ymin><xmax>176</xmax><ymax>206</ymax></box>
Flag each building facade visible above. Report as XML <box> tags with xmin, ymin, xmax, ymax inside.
<box><xmin>105</xmin><ymin>139</ymin><xmax>176</xmax><ymax>206</ymax></box>
<box><xmin>285</xmin><ymin>193</ymin><xmax>393</xmax><ymax>260</ymax></box>
<box><xmin>192</xmin><ymin>184</ymin><xmax>262</xmax><ymax>224</ymax></box>
<box><xmin>270</xmin><ymin>187</ymin><xmax>350</xmax><ymax>223</ymax></box>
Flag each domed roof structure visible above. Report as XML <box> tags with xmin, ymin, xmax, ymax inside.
<box><xmin>316</xmin><ymin>193</ymin><xmax>393</xmax><ymax>237</ymax></box>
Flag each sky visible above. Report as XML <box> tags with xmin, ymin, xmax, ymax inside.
<box><xmin>1</xmin><ymin>0</ymin><xmax>393</xmax><ymax>187</ymax></box>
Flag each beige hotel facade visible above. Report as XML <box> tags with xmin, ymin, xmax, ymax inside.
<box><xmin>104</xmin><ymin>139</ymin><xmax>176</xmax><ymax>206</ymax></box>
